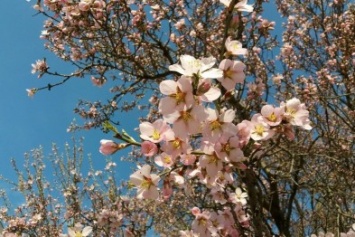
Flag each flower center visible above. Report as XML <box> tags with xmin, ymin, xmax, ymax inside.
<box><xmin>268</xmin><ymin>112</ymin><xmax>277</xmax><ymax>122</ymax></box>
<box><xmin>231</xmin><ymin>42</ymin><xmax>241</xmax><ymax>50</ymax></box>
<box><xmin>171</xmin><ymin>138</ymin><xmax>182</xmax><ymax>149</ymax></box>
<box><xmin>207</xmin><ymin>154</ymin><xmax>219</xmax><ymax>164</ymax></box>
<box><xmin>210</xmin><ymin>120</ymin><xmax>221</xmax><ymax>131</ymax></box>
<box><xmin>75</xmin><ymin>232</ymin><xmax>83</xmax><ymax>237</ymax></box>
<box><xmin>254</xmin><ymin>124</ymin><xmax>265</xmax><ymax>136</ymax></box>
<box><xmin>163</xmin><ymin>155</ymin><xmax>172</xmax><ymax>164</ymax></box>
<box><xmin>170</xmin><ymin>87</ymin><xmax>186</xmax><ymax>105</ymax></box>
<box><xmin>222</xmin><ymin>143</ymin><xmax>231</xmax><ymax>154</ymax></box>
<box><xmin>189</xmin><ymin>59</ymin><xmax>202</xmax><ymax>72</ymax></box>
<box><xmin>180</xmin><ymin>110</ymin><xmax>192</xmax><ymax>122</ymax></box>
<box><xmin>287</xmin><ymin>108</ymin><xmax>296</xmax><ymax>117</ymax></box>
<box><xmin>224</xmin><ymin>69</ymin><xmax>234</xmax><ymax>79</ymax></box>
<box><xmin>141</xmin><ymin>176</ymin><xmax>153</xmax><ymax>189</ymax></box>
<box><xmin>152</xmin><ymin>129</ymin><xmax>160</xmax><ymax>140</ymax></box>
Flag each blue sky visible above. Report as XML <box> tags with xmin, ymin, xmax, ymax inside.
<box><xmin>0</xmin><ymin>1</ymin><xmax>137</xmax><ymax>191</ymax></box>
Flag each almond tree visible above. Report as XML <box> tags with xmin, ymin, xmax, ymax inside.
<box><xmin>5</xmin><ymin>0</ymin><xmax>354</xmax><ymax>236</ymax></box>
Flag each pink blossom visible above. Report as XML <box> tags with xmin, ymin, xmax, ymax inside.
<box><xmin>214</xmin><ymin>134</ymin><xmax>245</xmax><ymax>163</ymax></box>
<box><xmin>281</xmin><ymin>43</ymin><xmax>293</xmax><ymax>57</ymax></box>
<box><xmin>141</xmin><ymin>141</ymin><xmax>158</xmax><ymax>157</ymax></box>
<box><xmin>164</xmin><ymin>104</ymin><xmax>207</xmax><ymax>139</ymax></box>
<box><xmin>162</xmin><ymin>134</ymin><xmax>191</xmax><ymax>157</ymax></box>
<box><xmin>282</xmin><ymin>124</ymin><xmax>295</xmax><ymax>140</ymax></box>
<box><xmin>139</xmin><ymin>119</ymin><xmax>172</xmax><ymax>143</ymax></box>
<box><xmin>225</xmin><ymin>37</ymin><xmax>248</xmax><ymax>56</ymax></box>
<box><xmin>272</xmin><ymin>74</ymin><xmax>283</xmax><ymax>85</ymax></box>
<box><xmin>154</xmin><ymin>152</ymin><xmax>176</xmax><ymax>168</ymax></box>
<box><xmin>170</xmin><ymin>171</ymin><xmax>185</xmax><ymax>186</ymax></box>
<box><xmin>236</xmin><ymin>120</ymin><xmax>252</xmax><ymax>147</ymax></box>
<box><xmin>229</xmin><ymin>187</ymin><xmax>248</xmax><ymax>205</ymax></box>
<box><xmin>78</xmin><ymin>0</ymin><xmax>92</xmax><ymax>11</ymax></box>
<box><xmin>218</xmin><ymin>59</ymin><xmax>246</xmax><ymax>90</ymax></box>
<box><xmin>220</xmin><ymin>0</ymin><xmax>253</xmax><ymax>12</ymax></box>
<box><xmin>26</xmin><ymin>88</ymin><xmax>37</xmax><ymax>97</ymax></box>
<box><xmin>68</xmin><ymin>224</ymin><xmax>93</xmax><ymax>237</ymax></box>
<box><xmin>130</xmin><ymin>165</ymin><xmax>160</xmax><ymax>199</ymax></box>
<box><xmin>199</xmin><ymin>142</ymin><xmax>223</xmax><ymax>178</ymax></box>
<box><xmin>159</xmin><ymin>76</ymin><xmax>194</xmax><ymax>115</ymax></box>
<box><xmin>260</xmin><ymin>104</ymin><xmax>284</xmax><ymax>126</ymax></box>
<box><xmin>249</xmin><ymin>114</ymin><xmax>275</xmax><ymax>141</ymax></box>
<box><xmin>180</xmin><ymin>154</ymin><xmax>196</xmax><ymax>166</ymax></box>
<box><xmin>281</xmin><ymin>98</ymin><xmax>312</xmax><ymax>130</ymax></box>
<box><xmin>191</xmin><ymin>209</ymin><xmax>212</xmax><ymax>236</ymax></box>
<box><xmin>216</xmin><ymin>208</ymin><xmax>234</xmax><ymax>231</ymax></box>
<box><xmin>31</xmin><ymin>59</ymin><xmax>48</xmax><ymax>76</ymax></box>
<box><xmin>203</xmin><ymin>108</ymin><xmax>236</xmax><ymax>142</ymax></box>
<box><xmin>210</xmin><ymin>189</ymin><xmax>228</xmax><ymax>205</ymax></box>
<box><xmin>93</xmin><ymin>0</ymin><xmax>105</xmax><ymax>9</ymax></box>
<box><xmin>179</xmin><ymin>230</ymin><xmax>199</xmax><ymax>237</ymax></box>
<box><xmin>91</xmin><ymin>76</ymin><xmax>106</xmax><ymax>87</ymax></box>
<box><xmin>162</xmin><ymin>179</ymin><xmax>173</xmax><ymax>200</ymax></box>
<box><xmin>168</xmin><ymin>55</ymin><xmax>223</xmax><ymax>79</ymax></box>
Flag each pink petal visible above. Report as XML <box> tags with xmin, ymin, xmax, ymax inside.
<box><xmin>200</xmin><ymin>87</ymin><xmax>221</xmax><ymax>102</ymax></box>
<box><xmin>159</xmin><ymin>80</ymin><xmax>177</xmax><ymax>95</ymax></box>
<box><xmin>168</xmin><ymin>64</ymin><xmax>186</xmax><ymax>75</ymax></box>
<box><xmin>139</xmin><ymin>122</ymin><xmax>154</xmax><ymax>139</ymax></box>
<box><xmin>220</xmin><ymin>109</ymin><xmax>235</xmax><ymax>123</ymax></box>
<box><xmin>159</xmin><ymin>97</ymin><xmax>177</xmax><ymax>115</ymax></box>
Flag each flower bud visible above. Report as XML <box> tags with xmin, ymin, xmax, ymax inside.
<box><xmin>99</xmin><ymin>139</ymin><xmax>127</xmax><ymax>155</ymax></box>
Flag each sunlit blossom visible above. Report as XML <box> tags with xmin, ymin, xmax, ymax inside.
<box><xmin>260</xmin><ymin>104</ymin><xmax>284</xmax><ymax>126</ymax></box>
<box><xmin>26</xmin><ymin>88</ymin><xmax>37</xmax><ymax>97</ymax></box>
<box><xmin>139</xmin><ymin>119</ymin><xmax>172</xmax><ymax>143</ymax></box>
<box><xmin>281</xmin><ymin>98</ymin><xmax>312</xmax><ymax>130</ymax></box>
<box><xmin>130</xmin><ymin>165</ymin><xmax>160</xmax><ymax>199</ymax></box>
<box><xmin>68</xmin><ymin>224</ymin><xmax>93</xmax><ymax>237</ymax></box>
<box><xmin>218</xmin><ymin>59</ymin><xmax>246</xmax><ymax>90</ymax></box>
<box><xmin>220</xmin><ymin>0</ymin><xmax>253</xmax><ymax>12</ymax></box>
<box><xmin>249</xmin><ymin>114</ymin><xmax>275</xmax><ymax>141</ymax></box>
<box><xmin>169</xmin><ymin>55</ymin><xmax>223</xmax><ymax>79</ymax></box>
<box><xmin>159</xmin><ymin>76</ymin><xmax>194</xmax><ymax>115</ymax></box>
<box><xmin>225</xmin><ymin>37</ymin><xmax>248</xmax><ymax>56</ymax></box>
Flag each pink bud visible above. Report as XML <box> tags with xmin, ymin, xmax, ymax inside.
<box><xmin>162</xmin><ymin>180</ymin><xmax>173</xmax><ymax>200</ymax></box>
<box><xmin>79</xmin><ymin>1</ymin><xmax>91</xmax><ymax>11</ymax></box>
<box><xmin>141</xmin><ymin>141</ymin><xmax>158</xmax><ymax>157</ymax></box>
<box><xmin>99</xmin><ymin>139</ymin><xmax>127</xmax><ymax>155</ymax></box>
<box><xmin>191</xmin><ymin>207</ymin><xmax>200</xmax><ymax>216</ymax></box>
<box><xmin>197</xmin><ymin>81</ymin><xmax>211</xmax><ymax>95</ymax></box>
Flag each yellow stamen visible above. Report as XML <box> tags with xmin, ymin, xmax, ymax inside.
<box><xmin>141</xmin><ymin>176</ymin><xmax>153</xmax><ymax>189</ymax></box>
<box><xmin>224</xmin><ymin>69</ymin><xmax>234</xmax><ymax>79</ymax></box>
<box><xmin>172</xmin><ymin>139</ymin><xmax>182</xmax><ymax>149</ymax></box>
<box><xmin>170</xmin><ymin>87</ymin><xmax>186</xmax><ymax>105</ymax></box>
<box><xmin>268</xmin><ymin>112</ymin><xmax>277</xmax><ymax>122</ymax></box>
<box><xmin>254</xmin><ymin>124</ymin><xmax>265</xmax><ymax>136</ymax></box>
<box><xmin>163</xmin><ymin>155</ymin><xmax>172</xmax><ymax>164</ymax></box>
<box><xmin>210</xmin><ymin>120</ymin><xmax>221</xmax><ymax>131</ymax></box>
<box><xmin>180</xmin><ymin>111</ymin><xmax>192</xmax><ymax>122</ymax></box>
<box><xmin>222</xmin><ymin>143</ymin><xmax>231</xmax><ymax>154</ymax></box>
<box><xmin>207</xmin><ymin>154</ymin><xmax>219</xmax><ymax>164</ymax></box>
<box><xmin>152</xmin><ymin>130</ymin><xmax>160</xmax><ymax>140</ymax></box>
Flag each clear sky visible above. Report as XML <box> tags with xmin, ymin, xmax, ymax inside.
<box><xmin>0</xmin><ymin>1</ymin><xmax>136</xmax><ymax>192</ymax></box>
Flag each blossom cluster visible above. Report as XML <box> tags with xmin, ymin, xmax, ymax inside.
<box><xmin>20</xmin><ymin>0</ymin><xmax>351</xmax><ymax>234</ymax></box>
<box><xmin>99</xmin><ymin>49</ymin><xmax>312</xmax><ymax>235</ymax></box>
